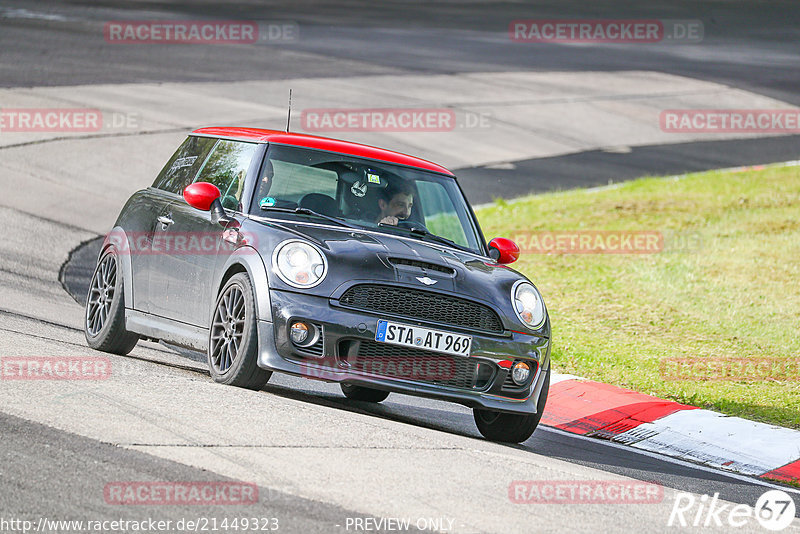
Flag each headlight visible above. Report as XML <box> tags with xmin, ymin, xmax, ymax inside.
<box><xmin>273</xmin><ymin>240</ymin><xmax>327</xmax><ymax>288</ymax></box>
<box><xmin>513</xmin><ymin>281</ymin><xmax>546</xmax><ymax>329</ymax></box>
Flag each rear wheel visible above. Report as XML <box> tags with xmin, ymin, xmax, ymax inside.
<box><xmin>473</xmin><ymin>371</ymin><xmax>550</xmax><ymax>443</ymax></box>
<box><xmin>340</xmin><ymin>383</ymin><xmax>390</xmax><ymax>403</ymax></box>
<box><xmin>208</xmin><ymin>273</ymin><xmax>271</xmax><ymax>390</ymax></box>
<box><xmin>84</xmin><ymin>249</ymin><xmax>139</xmax><ymax>355</ymax></box>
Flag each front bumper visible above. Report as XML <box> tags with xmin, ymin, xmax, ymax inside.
<box><xmin>257</xmin><ymin>289</ymin><xmax>550</xmax><ymax>415</ymax></box>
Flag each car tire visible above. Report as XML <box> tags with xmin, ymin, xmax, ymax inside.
<box><xmin>84</xmin><ymin>248</ymin><xmax>139</xmax><ymax>355</ymax></box>
<box><xmin>473</xmin><ymin>371</ymin><xmax>550</xmax><ymax>443</ymax></box>
<box><xmin>208</xmin><ymin>272</ymin><xmax>271</xmax><ymax>390</ymax></box>
<box><xmin>340</xmin><ymin>383</ymin><xmax>390</xmax><ymax>403</ymax></box>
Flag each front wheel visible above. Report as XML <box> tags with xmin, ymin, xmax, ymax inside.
<box><xmin>84</xmin><ymin>248</ymin><xmax>138</xmax><ymax>355</ymax></box>
<box><xmin>208</xmin><ymin>273</ymin><xmax>271</xmax><ymax>390</ymax></box>
<box><xmin>340</xmin><ymin>383</ymin><xmax>390</xmax><ymax>403</ymax></box>
<box><xmin>473</xmin><ymin>371</ymin><xmax>549</xmax><ymax>443</ymax></box>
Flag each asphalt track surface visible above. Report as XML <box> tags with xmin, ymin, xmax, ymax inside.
<box><xmin>1</xmin><ymin>0</ymin><xmax>800</xmax><ymax>192</ymax></box>
<box><xmin>2</xmin><ymin>1</ymin><xmax>800</xmax><ymax>533</ymax></box>
<box><xmin>2</xmin><ymin>0</ymin><xmax>799</xmax><ymax>104</ymax></box>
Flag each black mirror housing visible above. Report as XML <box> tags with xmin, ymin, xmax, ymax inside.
<box><xmin>210</xmin><ymin>198</ymin><xmax>232</xmax><ymax>226</ymax></box>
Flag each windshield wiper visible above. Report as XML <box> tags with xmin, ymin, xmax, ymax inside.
<box><xmin>261</xmin><ymin>206</ymin><xmax>360</xmax><ymax>230</ymax></box>
<box><xmin>378</xmin><ymin>223</ymin><xmax>473</xmax><ymax>254</ymax></box>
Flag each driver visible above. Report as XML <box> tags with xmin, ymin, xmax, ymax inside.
<box><xmin>377</xmin><ymin>182</ymin><xmax>414</xmax><ymax>226</ymax></box>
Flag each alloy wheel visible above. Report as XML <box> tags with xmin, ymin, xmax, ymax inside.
<box><xmin>86</xmin><ymin>254</ymin><xmax>117</xmax><ymax>337</ymax></box>
<box><xmin>210</xmin><ymin>284</ymin><xmax>246</xmax><ymax>373</ymax></box>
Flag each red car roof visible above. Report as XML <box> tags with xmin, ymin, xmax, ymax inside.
<box><xmin>192</xmin><ymin>127</ymin><xmax>454</xmax><ymax>176</ymax></box>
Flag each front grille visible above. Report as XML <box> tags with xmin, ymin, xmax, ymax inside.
<box><xmin>339</xmin><ymin>284</ymin><xmax>504</xmax><ymax>333</ymax></box>
<box><xmin>341</xmin><ymin>340</ymin><xmax>478</xmax><ymax>389</ymax></box>
<box><xmin>502</xmin><ymin>370</ymin><xmax>517</xmax><ymax>390</ymax></box>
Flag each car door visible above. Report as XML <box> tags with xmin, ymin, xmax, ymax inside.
<box><xmin>148</xmin><ymin>139</ymin><xmax>259</xmax><ymax>327</ymax></box>
<box><xmin>132</xmin><ymin>135</ymin><xmax>216</xmax><ymax>313</ymax></box>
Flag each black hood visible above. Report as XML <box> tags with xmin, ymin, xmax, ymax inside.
<box><xmin>247</xmin><ymin>217</ymin><xmax>545</xmax><ymax>334</ymax></box>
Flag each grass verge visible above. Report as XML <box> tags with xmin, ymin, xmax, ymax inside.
<box><xmin>476</xmin><ymin>164</ymin><xmax>800</xmax><ymax>429</ymax></box>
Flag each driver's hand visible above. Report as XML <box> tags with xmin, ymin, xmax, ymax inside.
<box><xmin>379</xmin><ymin>216</ymin><xmax>399</xmax><ymax>226</ymax></box>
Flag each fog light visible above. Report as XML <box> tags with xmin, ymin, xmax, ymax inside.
<box><xmin>290</xmin><ymin>322</ymin><xmax>309</xmax><ymax>344</ymax></box>
<box><xmin>511</xmin><ymin>361</ymin><xmax>531</xmax><ymax>385</ymax></box>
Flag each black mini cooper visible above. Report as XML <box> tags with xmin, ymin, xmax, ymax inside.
<box><xmin>85</xmin><ymin>127</ymin><xmax>551</xmax><ymax>443</ymax></box>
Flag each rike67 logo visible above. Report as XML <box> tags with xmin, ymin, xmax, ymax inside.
<box><xmin>669</xmin><ymin>490</ymin><xmax>797</xmax><ymax>531</ymax></box>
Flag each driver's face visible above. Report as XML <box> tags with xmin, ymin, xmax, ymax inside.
<box><xmin>380</xmin><ymin>193</ymin><xmax>413</xmax><ymax>220</ymax></box>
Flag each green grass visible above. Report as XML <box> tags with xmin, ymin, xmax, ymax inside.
<box><xmin>476</xmin><ymin>164</ymin><xmax>800</xmax><ymax>429</ymax></box>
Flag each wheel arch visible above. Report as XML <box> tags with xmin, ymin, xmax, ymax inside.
<box><xmin>214</xmin><ymin>247</ymin><xmax>272</xmax><ymax>323</ymax></box>
<box><xmin>100</xmin><ymin>227</ymin><xmax>134</xmax><ymax>310</ymax></box>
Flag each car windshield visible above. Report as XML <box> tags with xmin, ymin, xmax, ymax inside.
<box><xmin>250</xmin><ymin>144</ymin><xmax>485</xmax><ymax>255</ymax></box>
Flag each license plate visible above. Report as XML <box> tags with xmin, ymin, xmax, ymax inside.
<box><xmin>375</xmin><ymin>320</ymin><xmax>472</xmax><ymax>357</ymax></box>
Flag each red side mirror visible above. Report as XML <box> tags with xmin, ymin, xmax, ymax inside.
<box><xmin>489</xmin><ymin>237</ymin><xmax>520</xmax><ymax>265</ymax></box>
<box><xmin>183</xmin><ymin>182</ymin><xmax>221</xmax><ymax>211</ymax></box>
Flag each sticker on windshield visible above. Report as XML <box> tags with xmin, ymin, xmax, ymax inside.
<box><xmin>367</xmin><ymin>172</ymin><xmax>381</xmax><ymax>185</ymax></box>
<box><xmin>169</xmin><ymin>156</ymin><xmax>197</xmax><ymax>173</ymax></box>
<box><xmin>259</xmin><ymin>197</ymin><xmax>276</xmax><ymax>208</ymax></box>
<box><xmin>351</xmin><ymin>181</ymin><xmax>367</xmax><ymax>198</ymax></box>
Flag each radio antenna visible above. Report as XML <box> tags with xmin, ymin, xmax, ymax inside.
<box><xmin>285</xmin><ymin>89</ymin><xmax>292</xmax><ymax>132</ymax></box>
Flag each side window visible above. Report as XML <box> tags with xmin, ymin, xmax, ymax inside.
<box><xmin>194</xmin><ymin>140</ymin><xmax>258</xmax><ymax>211</ymax></box>
<box><xmin>152</xmin><ymin>136</ymin><xmax>216</xmax><ymax>194</ymax></box>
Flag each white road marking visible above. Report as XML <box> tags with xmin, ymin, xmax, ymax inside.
<box><xmin>622</xmin><ymin>409</ymin><xmax>800</xmax><ymax>475</ymax></box>
<box><xmin>542</xmin><ymin>426</ymin><xmax>800</xmax><ymax>496</ymax></box>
